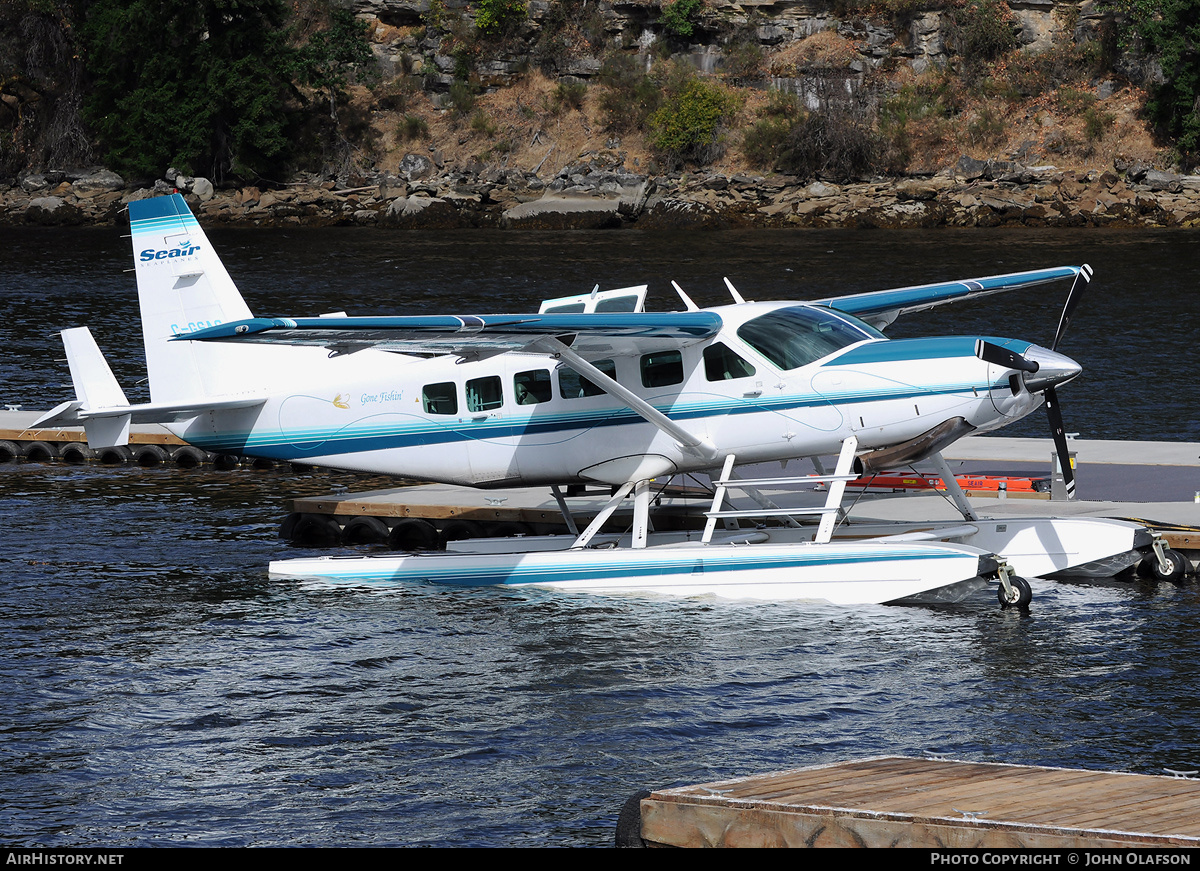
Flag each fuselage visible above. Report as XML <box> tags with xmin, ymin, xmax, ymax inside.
<box><xmin>169</xmin><ymin>300</ymin><xmax>1049</xmax><ymax>487</ymax></box>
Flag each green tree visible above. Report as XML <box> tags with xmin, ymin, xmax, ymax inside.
<box><xmin>660</xmin><ymin>0</ymin><xmax>703</xmax><ymax>38</ymax></box>
<box><xmin>81</xmin><ymin>0</ymin><xmax>294</xmax><ymax>182</ymax></box>
<box><xmin>293</xmin><ymin>5</ymin><xmax>374</xmax><ymax>123</ymax></box>
<box><xmin>1105</xmin><ymin>0</ymin><xmax>1200</xmax><ymax>159</ymax></box>
<box><xmin>474</xmin><ymin>0</ymin><xmax>527</xmax><ymax>39</ymax></box>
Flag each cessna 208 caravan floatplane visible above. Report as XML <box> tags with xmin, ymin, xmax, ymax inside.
<box><xmin>36</xmin><ymin>193</ymin><xmax>1168</xmax><ymax>606</ymax></box>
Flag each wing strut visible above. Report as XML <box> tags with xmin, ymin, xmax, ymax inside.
<box><xmin>540</xmin><ymin>337</ymin><xmax>717</xmax><ymax>460</ymax></box>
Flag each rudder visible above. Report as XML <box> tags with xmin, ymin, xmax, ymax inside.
<box><xmin>128</xmin><ymin>193</ymin><xmax>253</xmax><ymax>403</ymax></box>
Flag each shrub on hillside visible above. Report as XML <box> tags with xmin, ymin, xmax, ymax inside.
<box><xmin>647</xmin><ymin>76</ymin><xmax>739</xmax><ymax>166</ymax></box>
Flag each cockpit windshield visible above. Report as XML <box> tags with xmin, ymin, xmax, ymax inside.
<box><xmin>737</xmin><ymin>305</ymin><xmax>883</xmax><ymax>371</ymax></box>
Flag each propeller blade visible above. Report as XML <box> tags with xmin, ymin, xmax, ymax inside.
<box><xmin>975</xmin><ymin>339</ymin><xmax>1039</xmax><ymax>374</ymax></box>
<box><xmin>1051</xmin><ymin>264</ymin><xmax>1091</xmax><ymax>352</ymax></box>
<box><xmin>1044</xmin><ymin>385</ymin><xmax>1075</xmax><ymax>499</ymax></box>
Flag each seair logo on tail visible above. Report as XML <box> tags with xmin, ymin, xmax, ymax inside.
<box><xmin>139</xmin><ymin>238</ymin><xmax>202</xmax><ymax>261</ymax></box>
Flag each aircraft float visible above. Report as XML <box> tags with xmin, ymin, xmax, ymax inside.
<box><xmin>35</xmin><ymin>193</ymin><xmax>1179</xmax><ymax>607</ymax></box>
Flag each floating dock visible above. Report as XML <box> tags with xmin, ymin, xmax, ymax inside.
<box><xmin>280</xmin><ymin>435</ymin><xmax>1200</xmax><ymax>557</ymax></box>
<box><xmin>627</xmin><ymin>756</ymin><xmax>1200</xmax><ymax>848</ymax></box>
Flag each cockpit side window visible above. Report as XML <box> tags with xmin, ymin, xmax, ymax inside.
<box><xmin>703</xmin><ymin>343</ymin><xmax>756</xmax><ymax>381</ymax></box>
<box><xmin>514</xmin><ymin>369</ymin><xmax>552</xmax><ymax>405</ymax></box>
<box><xmin>640</xmin><ymin>350</ymin><xmax>683</xmax><ymax>388</ymax></box>
<box><xmin>737</xmin><ymin>306</ymin><xmax>882</xmax><ymax>371</ymax></box>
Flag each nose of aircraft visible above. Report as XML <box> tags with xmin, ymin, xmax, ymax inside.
<box><xmin>1021</xmin><ymin>344</ymin><xmax>1082</xmax><ymax>393</ymax></box>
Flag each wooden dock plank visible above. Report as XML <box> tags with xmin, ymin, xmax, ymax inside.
<box><xmin>639</xmin><ymin>757</ymin><xmax>1200</xmax><ymax>848</ymax></box>
<box><xmin>0</xmin><ymin>426</ymin><xmax>183</xmax><ymax>446</ymax></box>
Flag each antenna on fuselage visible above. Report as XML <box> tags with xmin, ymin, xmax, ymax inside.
<box><xmin>671</xmin><ymin>280</ymin><xmax>700</xmax><ymax>312</ymax></box>
<box><xmin>723</xmin><ymin>277</ymin><xmax>748</xmax><ymax>304</ymax></box>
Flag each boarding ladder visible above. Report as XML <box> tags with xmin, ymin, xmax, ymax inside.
<box><xmin>702</xmin><ymin>436</ymin><xmax>861</xmax><ymax>545</ymax></box>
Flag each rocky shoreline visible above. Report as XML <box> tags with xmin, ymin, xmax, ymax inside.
<box><xmin>6</xmin><ymin>154</ymin><xmax>1200</xmax><ymax>231</ymax></box>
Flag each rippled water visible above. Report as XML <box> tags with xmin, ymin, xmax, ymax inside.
<box><xmin>4</xmin><ymin>226</ymin><xmax>1200</xmax><ymax>846</ymax></box>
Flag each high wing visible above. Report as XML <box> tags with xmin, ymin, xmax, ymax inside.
<box><xmin>182</xmin><ymin>311</ymin><xmax>725</xmax><ymax>460</ymax></box>
<box><xmin>179</xmin><ymin>311</ymin><xmax>723</xmax><ymax>357</ymax></box>
<box><xmin>813</xmin><ymin>265</ymin><xmax>1089</xmax><ymax>330</ymax></box>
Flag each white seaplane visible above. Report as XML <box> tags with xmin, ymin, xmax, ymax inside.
<box><xmin>36</xmin><ymin>193</ymin><xmax>1168</xmax><ymax>606</ymax></box>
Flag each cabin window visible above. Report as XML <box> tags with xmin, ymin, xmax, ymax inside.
<box><xmin>543</xmin><ymin>302</ymin><xmax>586</xmax><ymax>313</ymax></box>
<box><xmin>466</xmin><ymin>376</ymin><xmax>504</xmax><ymax>412</ymax></box>
<box><xmin>703</xmin><ymin>343</ymin><xmax>756</xmax><ymax>381</ymax></box>
<box><xmin>593</xmin><ymin>295</ymin><xmax>639</xmax><ymax>312</ymax></box>
<box><xmin>641</xmin><ymin>350</ymin><xmax>684</xmax><ymax>388</ymax></box>
<box><xmin>422</xmin><ymin>382</ymin><xmax>458</xmax><ymax>415</ymax></box>
<box><xmin>737</xmin><ymin>305</ymin><xmax>883</xmax><ymax>371</ymax></box>
<box><xmin>514</xmin><ymin>369</ymin><xmax>552</xmax><ymax>405</ymax></box>
<box><xmin>558</xmin><ymin>359</ymin><xmax>617</xmax><ymax>399</ymax></box>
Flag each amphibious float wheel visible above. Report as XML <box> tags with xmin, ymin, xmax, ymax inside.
<box><xmin>998</xmin><ymin>575</ymin><xmax>1032</xmax><ymax>609</ymax></box>
<box><xmin>1153</xmin><ymin>549</ymin><xmax>1188</xmax><ymax>584</ymax></box>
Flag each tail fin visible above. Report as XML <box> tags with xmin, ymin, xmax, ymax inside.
<box><xmin>128</xmin><ymin>193</ymin><xmax>253</xmax><ymax>403</ymax></box>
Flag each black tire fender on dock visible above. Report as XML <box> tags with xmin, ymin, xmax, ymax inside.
<box><xmin>341</xmin><ymin>515</ymin><xmax>391</xmax><ymax>545</ymax></box>
<box><xmin>59</xmin><ymin>442</ymin><xmax>96</xmax><ymax>464</ymax></box>
<box><xmin>21</xmin><ymin>441</ymin><xmax>58</xmax><ymax>462</ymax></box>
<box><xmin>211</xmin><ymin>453</ymin><xmax>240</xmax><ymax>471</ymax></box>
<box><xmin>132</xmin><ymin>444</ymin><xmax>172</xmax><ymax>467</ymax></box>
<box><xmin>389</xmin><ymin>518</ymin><xmax>441</xmax><ymax>551</ymax></box>
<box><xmin>170</xmin><ymin>445</ymin><xmax>209</xmax><ymax>468</ymax></box>
<box><xmin>615</xmin><ymin>788</ymin><xmax>651</xmax><ymax>848</ymax></box>
<box><xmin>0</xmin><ymin>440</ymin><xmax>20</xmax><ymax>462</ymax></box>
<box><xmin>287</xmin><ymin>513</ymin><xmax>343</xmax><ymax>547</ymax></box>
<box><xmin>439</xmin><ymin>519</ymin><xmax>484</xmax><ymax>547</ymax></box>
<box><xmin>96</xmin><ymin>445</ymin><xmax>132</xmax><ymax>465</ymax></box>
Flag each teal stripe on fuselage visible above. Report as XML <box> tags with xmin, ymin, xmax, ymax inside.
<box><xmin>184</xmin><ymin>378</ymin><xmax>997</xmax><ymax>457</ymax></box>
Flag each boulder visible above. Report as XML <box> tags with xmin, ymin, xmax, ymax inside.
<box><xmin>70</xmin><ymin>169</ymin><xmax>125</xmax><ymax>199</ymax></box>
<box><xmin>25</xmin><ymin>196</ymin><xmax>84</xmax><ymax>225</ymax></box>
<box><xmin>380</xmin><ymin>194</ymin><xmax>459</xmax><ymax>228</ymax></box>
<box><xmin>501</xmin><ymin>193</ymin><xmax>623</xmax><ymax>229</ymax></box>
<box><xmin>399</xmin><ymin>153</ymin><xmax>434</xmax><ymax>182</ymax></box>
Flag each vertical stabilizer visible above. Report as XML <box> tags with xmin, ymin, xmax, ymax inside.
<box><xmin>128</xmin><ymin>193</ymin><xmax>253</xmax><ymax>403</ymax></box>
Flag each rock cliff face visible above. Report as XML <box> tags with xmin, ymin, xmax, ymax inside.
<box><xmin>355</xmin><ymin>0</ymin><xmax>1110</xmax><ymax>91</ymax></box>
<box><xmin>2</xmin><ymin>1</ymin><xmax>1177</xmax><ymax>231</ymax></box>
